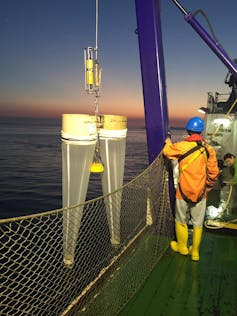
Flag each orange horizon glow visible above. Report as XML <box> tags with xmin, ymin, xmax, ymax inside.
<box><xmin>0</xmin><ymin>97</ymin><xmax>202</xmax><ymax>128</ymax></box>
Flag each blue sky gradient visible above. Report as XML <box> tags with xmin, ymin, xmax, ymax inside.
<box><xmin>0</xmin><ymin>0</ymin><xmax>236</xmax><ymax>127</ymax></box>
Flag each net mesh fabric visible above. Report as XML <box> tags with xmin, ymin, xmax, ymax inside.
<box><xmin>0</xmin><ymin>153</ymin><xmax>174</xmax><ymax>316</ymax></box>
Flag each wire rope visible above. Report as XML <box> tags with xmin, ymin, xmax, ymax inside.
<box><xmin>193</xmin><ymin>9</ymin><xmax>231</xmax><ymax>58</ymax></box>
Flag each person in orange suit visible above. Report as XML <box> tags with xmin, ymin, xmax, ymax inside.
<box><xmin>163</xmin><ymin>117</ymin><xmax>219</xmax><ymax>261</ymax></box>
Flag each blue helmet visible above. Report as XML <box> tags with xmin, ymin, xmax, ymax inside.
<box><xmin>185</xmin><ymin>116</ymin><xmax>204</xmax><ymax>132</ymax></box>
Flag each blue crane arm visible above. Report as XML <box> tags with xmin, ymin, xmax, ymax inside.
<box><xmin>172</xmin><ymin>0</ymin><xmax>237</xmax><ymax>79</ymax></box>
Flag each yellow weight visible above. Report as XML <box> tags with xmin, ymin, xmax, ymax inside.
<box><xmin>90</xmin><ymin>162</ymin><xmax>104</xmax><ymax>173</ymax></box>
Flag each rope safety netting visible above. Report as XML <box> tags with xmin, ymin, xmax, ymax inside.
<box><xmin>0</xmin><ymin>153</ymin><xmax>174</xmax><ymax>316</ymax></box>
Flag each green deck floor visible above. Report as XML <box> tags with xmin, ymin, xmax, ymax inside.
<box><xmin>120</xmin><ymin>228</ymin><xmax>237</xmax><ymax>316</ymax></box>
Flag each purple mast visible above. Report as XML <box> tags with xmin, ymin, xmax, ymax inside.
<box><xmin>135</xmin><ymin>0</ymin><xmax>169</xmax><ymax>164</ymax></box>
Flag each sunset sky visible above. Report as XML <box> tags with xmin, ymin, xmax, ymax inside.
<box><xmin>0</xmin><ymin>0</ymin><xmax>236</xmax><ymax>127</ymax></box>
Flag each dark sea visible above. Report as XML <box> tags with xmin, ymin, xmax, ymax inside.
<box><xmin>0</xmin><ymin>117</ymin><xmax>186</xmax><ymax>219</ymax></box>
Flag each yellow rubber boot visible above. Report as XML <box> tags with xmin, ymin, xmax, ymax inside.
<box><xmin>170</xmin><ymin>221</ymin><xmax>188</xmax><ymax>255</ymax></box>
<box><xmin>189</xmin><ymin>226</ymin><xmax>203</xmax><ymax>261</ymax></box>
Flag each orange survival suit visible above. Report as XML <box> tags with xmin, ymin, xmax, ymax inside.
<box><xmin>163</xmin><ymin>133</ymin><xmax>219</xmax><ymax>203</ymax></box>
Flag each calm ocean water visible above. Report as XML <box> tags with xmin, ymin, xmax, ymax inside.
<box><xmin>0</xmin><ymin>117</ymin><xmax>186</xmax><ymax>219</ymax></box>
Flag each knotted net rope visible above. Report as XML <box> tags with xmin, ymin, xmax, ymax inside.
<box><xmin>0</xmin><ymin>153</ymin><xmax>174</xmax><ymax>316</ymax></box>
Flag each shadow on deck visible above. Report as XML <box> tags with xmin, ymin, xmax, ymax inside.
<box><xmin>120</xmin><ymin>228</ymin><xmax>237</xmax><ymax>316</ymax></box>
